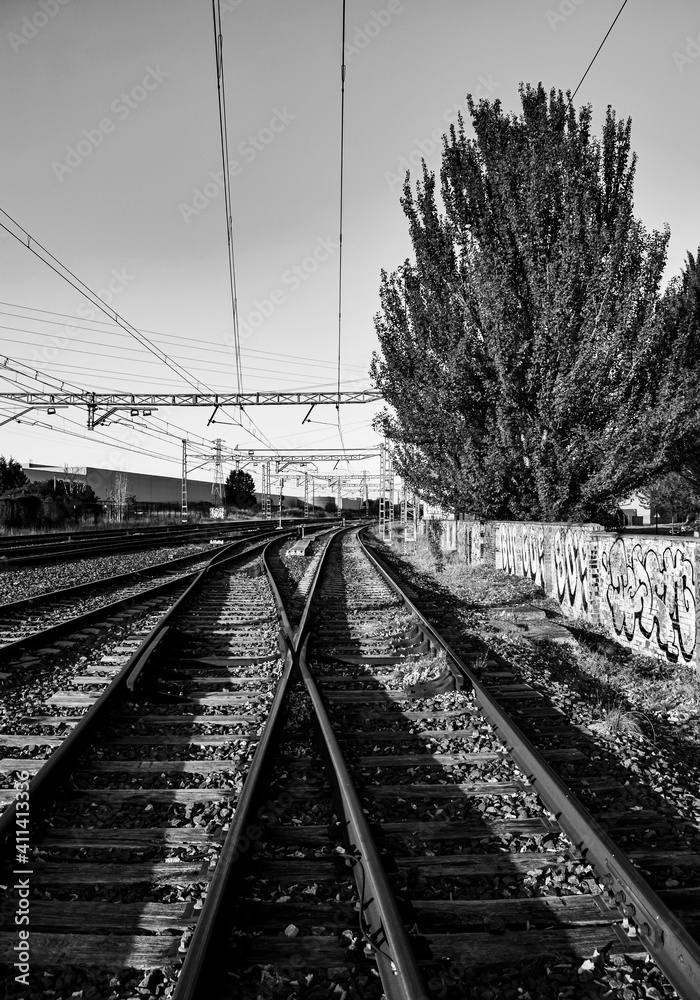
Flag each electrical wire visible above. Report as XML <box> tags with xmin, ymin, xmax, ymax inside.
<box><xmin>212</xmin><ymin>0</ymin><xmax>243</xmax><ymax>396</ymax></box>
<box><xmin>0</xmin><ymin>409</ymin><xmax>180</xmax><ymax>464</ymax></box>
<box><xmin>0</xmin><ymin>208</ymin><xmax>276</xmax><ymax>449</ymax></box>
<box><xmin>0</xmin><ymin>333</ymin><xmax>372</xmax><ymax>384</ymax></box>
<box><xmin>571</xmin><ymin>0</ymin><xmax>630</xmax><ymax>101</ymax></box>
<box><xmin>0</xmin><ymin>355</ymin><xmax>86</xmax><ymax>394</ymax></box>
<box><xmin>336</xmin><ymin>0</ymin><xmax>349</xmax><ymax>467</ymax></box>
<box><xmin>337</xmin><ymin>0</ymin><xmax>347</xmax><ymax>404</ymax></box>
<box><xmin>0</xmin><ymin>303</ymin><xmax>369</xmax><ymax>371</ymax></box>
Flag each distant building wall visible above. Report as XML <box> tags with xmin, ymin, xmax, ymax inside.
<box><xmin>422</xmin><ymin>518</ymin><xmax>699</xmax><ymax>670</ymax></box>
<box><xmin>26</xmin><ymin>465</ymin><xmax>214</xmax><ymax>504</ymax></box>
<box><xmin>24</xmin><ymin>465</ymin><xmax>364</xmax><ymax>511</ymax></box>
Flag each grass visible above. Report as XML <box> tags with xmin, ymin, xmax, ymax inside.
<box><xmin>401</xmin><ymin>536</ymin><xmax>554</xmax><ymax>608</ymax></box>
<box><xmin>568</xmin><ymin>636</ymin><xmax>700</xmax><ymax>726</ymax></box>
<box><xmin>384</xmin><ymin>532</ymin><xmax>700</xmax><ymax>729</ymax></box>
<box><xmin>392</xmin><ymin>651</ymin><xmax>449</xmax><ymax>688</ymax></box>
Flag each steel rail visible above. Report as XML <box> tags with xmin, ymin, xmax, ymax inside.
<box><xmin>298</xmin><ymin>639</ymin><xmax>430</xmax><ymax>1000</ymax></box>
<box><xmin>292</xmin><ymin>524</ymin><xmax>350</xmax><ymax>647</ymax></box>
<box><xmin>0</xmin><ymin>527</ymin><xmax>292</xmax><ymax>663</ymax></box>
<box><xmin>173</xmin><ymin>526</ymin><xmax>428</xmax><ymax>999</ymax></box>
<box><xmin>0</xmin><ymin>521</ymin><xmax>233</xmax><ymax>550</ymax></box>
<box><xmin>0</xmin><ymin>517</ymin><xmax>329</xmax><ymax>553</ymax></box>
<box><xmin>292</xmin><ymin>525</ymin><xmax>429</xmax><ymax>998</ymax></box>
<box><xmin>0</xmin><ymin>545</ymin><xmax>221</xmax><ymax>619</ymax></box>
<box><xmin>0</xmin><ymin>524</ymin><xmax>246</xmax><ymax>568</ymax></box>
<box><xmin>171</xmin><ymin>538</ymin><xmax>295</xmax><ymax>999</ymax></box>
<box><xmin>0</xmin><ymin>532</ymin><xmax>296</xmax><ymax>848</ymax></box>
<box><xmin>0</xmin><ymin>516</ymin><xmax>327</xmax><ymax>548</ymax></box>
<box><xmin>358</xmin><ymin>528</ymin><xmax>700</xmax><ymax>1000</ymax></box>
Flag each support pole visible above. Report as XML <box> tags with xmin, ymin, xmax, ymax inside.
<box><xmin>181</xmin><ymin>439</ymin><xmax>188</xmax><ymax>523</ymax></box>
<box><xmin>262</xmin><ymin>461</ymin><xmax>271</xmax><ymax>520</ymax></box>
<box><xmin>211</xmin><ymin>437</ymin><xmax>224</xmax><ymax>511</ymax></box>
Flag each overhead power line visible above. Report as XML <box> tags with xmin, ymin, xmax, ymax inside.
<box><xmin>337</xmin><ymin>0</ymin><xmax>347</xmax><ymax>403</ymax></box>
<box><xmin>571</xmin><ymin>0</ymin><xmax>630</xmax><ymax>101</ymax></box>
<box><xmin>0</xmin><ymin>302</ymin><xmax>369</xmax><ymax>371</ymax></box>
<box><xmin>0</xmin><ymin>355</ymin><xmax>86</xmax><ymax>395</ymax></box>
<box><xmin>0</xmin><ymin>331</ymin><xmax>372</xmax><ymax>384</ymax></box>
<box><xmin>212</xmin><ymin>0</ymin><xmax>243</xmax><ymax>396</ymax></box>
<box><xmin>336</xmin><ymin>0</ymin><xmax>349</xmax><ymax>467</ymax></box>
<box><xmin>0</xmin><ymin>207</ymin><xmax>274</xmax><ymax>448</ymax></box>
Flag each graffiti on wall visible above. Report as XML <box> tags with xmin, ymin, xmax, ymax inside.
<box><xmin>553</xmin><ymin>528</ymin><xmax>590</xmax><ymax>618</ymax></box>
<box><xmin>600</xmin><ymin>538</ymin><xmax>696</xmax><ymax>663</ymax></box>
<box><xmin>498</xmin><ymin>523</ymin><xmax>545</xmax><ymax>588</ymax></box>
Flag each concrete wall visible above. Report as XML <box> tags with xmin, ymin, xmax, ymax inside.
<box><xmin>424</xmin><ymin>519</ymin><xmax>698</xmax><ymax>670</ymax></box>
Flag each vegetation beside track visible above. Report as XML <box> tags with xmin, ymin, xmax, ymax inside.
<box><xmin>380</xmin><ymin>533</ymin><xmax>700</xmax><ymax>735</ymax></box>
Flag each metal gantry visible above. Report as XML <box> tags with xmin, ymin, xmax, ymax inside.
<box><xmin>181</xmin><ymin>439</ymin><xmax>188</xmax><ymax>523</ymax></box>
<box><xmin>261</xmin><ymin>461</ymin><xmax>272</xmax><ymax>520</ymax></box>
<box><xmin>211</xmin><ymin>438</ymin><xmax>224</xmax><ymax>509</ymax></box>
<box><xmin>401</xmin><ymin>485</ymin><xmax>417</xmax><ymax>551</ymax></box>
<box><xmin>379</xmin><ymin>441</ymin><xmax>394</xmax><ymax>541</ymax></box>
<box><xmin>0</xmin><ymin>390</ymin><xmax>382</xmax><ymax>430</ymax></box>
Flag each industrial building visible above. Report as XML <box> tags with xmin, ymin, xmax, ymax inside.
<box><xmin>23</xmin><ymin>464</ymin><xmax>362</xmax><ymax>511</ymax></box>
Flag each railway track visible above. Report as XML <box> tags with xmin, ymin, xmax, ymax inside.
<box><xmin>0</xmin><ymin>519</ymin><xmax>278</xmax><ymax>569</ymax></box>
<box><xmin>0</xmin><ymin>530</ymin><xmax>312</xmax><ymax>822</ymax></box>
<box><xmin>0</xmin><ymin>526</ymin><xmax>298</xmax><ymax>658</ymax></box>
<box><xmin>1</xmin><ymin>527</ymin><xmax>698</xmax><ymax>998</ymax></box>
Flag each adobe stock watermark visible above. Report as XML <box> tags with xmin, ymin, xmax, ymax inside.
<box><xmin>344</xmin><ymin>0</ymin><xmax>406</xmax><ymax>63</ymax></box>
<box><xmin>52</xmin><ymin>65</ymin><xmax>169</xmax><ymax>182</ymax></box>
<box><xmin>673</xmin><ymin>32</ymin><xmax>700</xmax><ymax>72</ymax></box>
<box><xmin>7</xmin><ymin>0</ymin><xmax>73</xmax><ymax>54</ymax></box>
<box><xmin>222</xmin><ymin>235</ymin><xmax>338</xmax><ymax>349</ymax></box>
<box><xmin>384</xmin><ymin>75</ymin><xmax>500</xmax><ymax>193</ymax></box>
<box><xmin>12</xmin><ymin>770</ymin><xmax>31</xmax><ymax>988</ymax></box>
<box><xmin>29</xmin><ymin>266</ymin><xmax>135</xmax><ymax>367</ymax></box>
<box><xmin>545</xmin><ymin>0</ymin><xmax>587</xmax><ymax>30</ymax></box>
<box><xmin>179</xmin><ymin>107</ymin><xmax>296</xmax><ymax>223</ymax></box>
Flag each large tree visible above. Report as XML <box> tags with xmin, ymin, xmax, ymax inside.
<box><xmin>225</xmin><ymin>469</ymin><xmax>256</xmax><ymax>508</ymax></box>
<box><xmin>371</xmin><ymin>84</ymin><xmax>697</xmax><ymax>521</ymax></box>
<box><xmin>656</xmin><ymin>247</ymin><xmax>700</xmax><ymax>491</ymax></box>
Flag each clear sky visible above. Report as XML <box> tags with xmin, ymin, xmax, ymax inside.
<box><xmin>1</xmin><ymin>0</ymin><xmax>699</xmax><ymax>497</ymax></box>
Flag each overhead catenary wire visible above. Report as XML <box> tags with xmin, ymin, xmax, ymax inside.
<box><xmin>0</xmin><ymin>207</ymin><xmax>275</xmax><ymax>450</ymax></box>
<box><xmin>211</xmin><ymin>0</ymin><xmax>243</xmax><ymax>396</ymax></box>
<box><xmin>0</xmin><ymin>331</ymin><xmax>372</xmax><ymax>383</ymax></box>
<box><xmin>336</xmin><ymin>0</ymin><xmax>349</xmax><ymax>469</ymax></box>
<box><xmin>571</xmin><ymin>0</ymin><xmax>630</xmax><ymax>101</ymax></box>
<box><xmin>0</xmin><ymin>302</ymin><xmax>369</xmax><ymax>372</ymax></box>
<box><xmin>0</xmin><ymin>355</ymin><xmax>86</xmax><ymax>395</ymax></box>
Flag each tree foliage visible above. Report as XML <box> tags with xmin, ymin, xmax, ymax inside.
<box><xmin>371</xmin><ymin>84</ymin><xmax>698</xmax><ymax>521</ymax></box>
<box><xmin>225</xmin><ymin>469</ymin><xmax>256</xmax><ymax>508</ymax></box>
<box><xmin>656</xmin><ymin>248</ymin><xmax>700</xmax><ymax>490</ymax></box>
<box><xmin>0</xmin><ymin>456</ymin><xmax>28</xmax><ymax>494</ymax></box>
<box><xmin>640</xmin><ymin>472</ymin><xmax>700</xmax><ymax>522</ymax></box>
<box><xmin>0</xmin><ymin>463</ymin><xmax>100</xmax><ymax>526</ymax></box>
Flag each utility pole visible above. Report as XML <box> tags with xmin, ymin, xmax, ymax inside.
<box><xmin>262</xmin><ymin>461</ymin><xmax>271</xmax><ymax>520</ymax></box>
<box><xmin>379</xmin><ymin>441</ymin><xmax>394</xmax><ymax>541</ymax></box>
<box><xmin>211</xmin><ymin>437</ymin><xmax>224</xmax><ymax>517</ymax></box>
<box><xmin>181</xmin><ymin>439</ymin><xmax>188</xmax><ymax>523</ymax></box>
